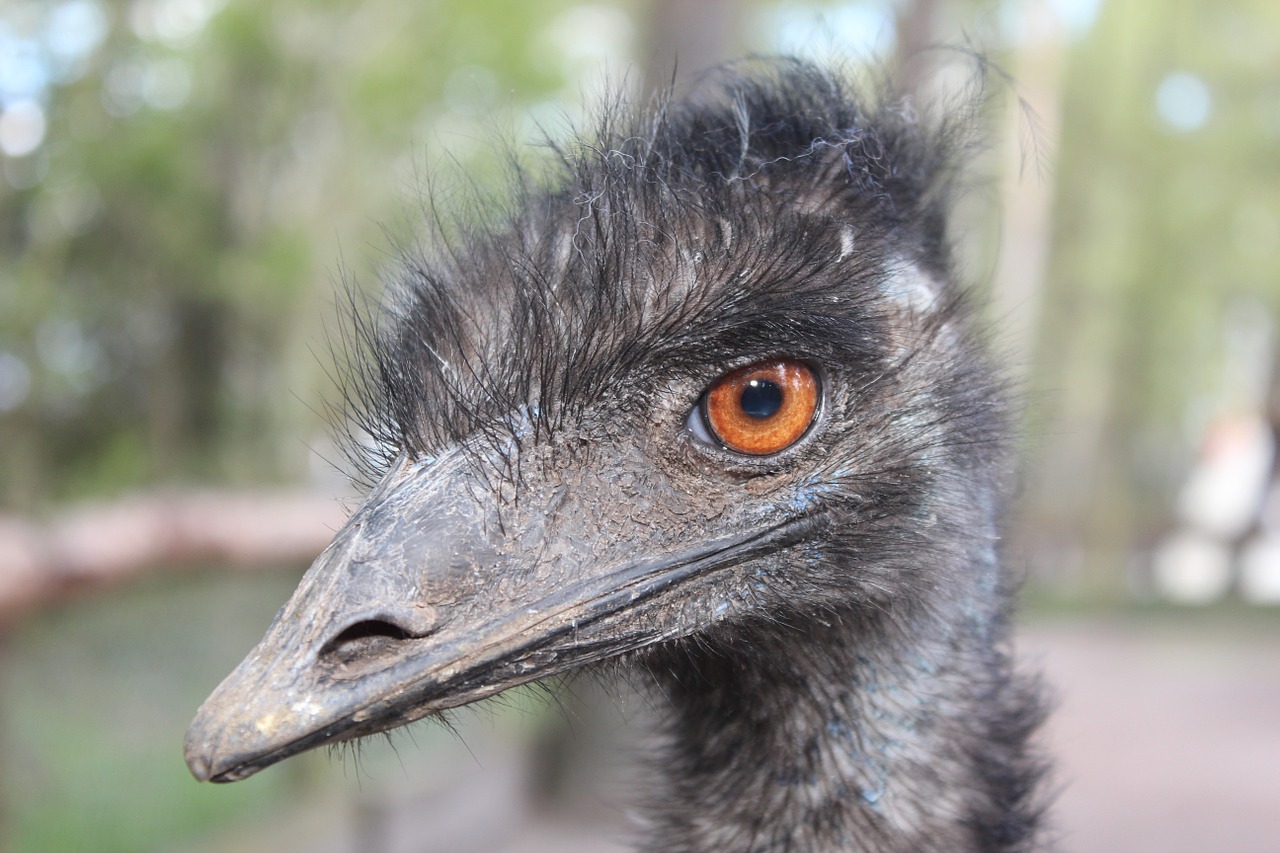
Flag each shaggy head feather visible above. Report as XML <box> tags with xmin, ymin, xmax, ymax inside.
<box><xmin>189</xmin><ymin>57</ymin><xmax>1048</xmax><ymax>853</ymax></box>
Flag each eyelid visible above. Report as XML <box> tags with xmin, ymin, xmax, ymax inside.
<box><xmin>685</xmin><ymin>401</ymin><xmax>716</xmax><ymax>446</ymax></box>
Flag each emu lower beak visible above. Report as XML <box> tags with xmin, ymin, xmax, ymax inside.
<box><xmin>185</xmin><ymin>451</ymin><xmax>810</xmax><ymax>783</ymax></box>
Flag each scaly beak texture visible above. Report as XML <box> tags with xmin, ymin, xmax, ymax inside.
<box><xmin>185</xmin><ymin>442</ymin><xmax>817</xmax><ymax>783</ymax></box>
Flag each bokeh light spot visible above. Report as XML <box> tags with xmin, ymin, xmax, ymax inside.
<box><xmin>1156</xmin><ymin>71</ymin><xmax>1212</xmax><ymax>132</ymax></box>
<box><xmin>0</xmin><ymin>99</ymin><xmax>47</xmax><ymax>156</ymax></box>
<box><xmin>47</xmin><ymin>1</ymin><xmax>109</xmax><ymax>62</ymax></box>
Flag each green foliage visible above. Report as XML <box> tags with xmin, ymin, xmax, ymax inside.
<box><xmin>0</xmin><ymin>0</ymin><xmax>593</xmax><ymax>508</ymax></box>
<box><xmin>1020</xmin><ymin>0</ymin><xmax>1280</xmax><ymax>586</ymax></box>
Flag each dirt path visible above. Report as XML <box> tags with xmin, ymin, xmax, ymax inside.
<box><xmin>1023</xmin><ymin>617</ymin><xmax>1280</xmax><ymax>853</ymax></box>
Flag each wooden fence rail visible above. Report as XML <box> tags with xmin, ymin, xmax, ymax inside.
<box><xmin>0</xmin><ymin>490</ymin><xmax>349</xmax><ymax>625</ymax></box>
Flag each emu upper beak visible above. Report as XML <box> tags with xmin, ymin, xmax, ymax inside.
<box><xmin>184</xmin><ymin>448</ymin><xmax>813</xmax><ymax>783</ymax></box>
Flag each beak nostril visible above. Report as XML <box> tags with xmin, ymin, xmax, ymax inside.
<box><xmin>320</xmin><ymin>619</ymin><xmax>419</xmax><ymax>667</ymax></box>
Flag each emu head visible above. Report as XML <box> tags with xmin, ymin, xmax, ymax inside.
<box><xmin>186</xmin><ymin>60</ymin><xmax>1004</xmax><ymax>783</ymax></box>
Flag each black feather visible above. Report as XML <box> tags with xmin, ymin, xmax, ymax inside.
<box><xmin>340</xmin><ymin>58</ymin><xmax>985</xmax><ymax>474</ymax></box>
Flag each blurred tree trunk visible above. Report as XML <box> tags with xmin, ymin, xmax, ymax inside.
<box><xmin>894</xmin><ymin>0</ymin><xmax>940</xmax><ymax>97</ymax></box>
<box><xmin>641</xmin><ymin>0</ymin><xmax>746</xmax><ymax>94</ymax></box>
<box><xmin>994</xmin><ymin>4</ymin><xmax>1065</xmax><ymax>377</ymax></box>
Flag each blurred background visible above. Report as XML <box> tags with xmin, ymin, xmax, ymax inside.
<box><xmin>1</xmin><ymin>0</ymin><xmax>1277</xmax><ymax>851</ymax></box>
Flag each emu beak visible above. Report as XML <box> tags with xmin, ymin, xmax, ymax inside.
<box><xmin>185</xmin><ymin>448</ymin><xmax>814</xmax><ymax>783</ymax></box>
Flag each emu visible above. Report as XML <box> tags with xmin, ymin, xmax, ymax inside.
<box><xmin>186</xmin><ymin>59</ymin><xmax>1047</xmax><ymax>852</ymax></box>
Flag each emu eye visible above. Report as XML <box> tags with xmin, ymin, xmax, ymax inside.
<box><xmin>700</xmin><ymin>359</ymin><xmax>818</xmax><ymax>455</ymax></box>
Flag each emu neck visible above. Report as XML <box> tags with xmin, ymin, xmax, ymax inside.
<box><xmin>637</xmin><ymin>603</ymin><xmax>1035</xmax><ymax>853</ymax></box>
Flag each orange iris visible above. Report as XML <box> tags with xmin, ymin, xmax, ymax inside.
<box><xmin>704</xmin><ymin>359</ymin><xmax>818</xmax><ymax>455</ymax></box>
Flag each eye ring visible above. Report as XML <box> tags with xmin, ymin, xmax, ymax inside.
<box><xmin>699</xmin><ymin>359</ymin><xmax>819</xmax><ymax>456</ymax></box>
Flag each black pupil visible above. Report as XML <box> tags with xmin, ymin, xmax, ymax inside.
<box><xmin>739</xmin><ymin>378</ymin><xmax>783</xmax><ymax>419</ymax></box>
